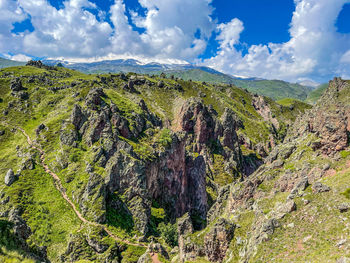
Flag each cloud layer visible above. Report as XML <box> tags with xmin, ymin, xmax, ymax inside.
<box><xmin>1</xmin><ymin>0</ymin><xmax>350</xmax><ymax>82</ymax></box>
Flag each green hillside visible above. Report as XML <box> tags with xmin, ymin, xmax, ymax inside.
<box><xmin>305</xmin><ymin>83</ymin><xmax>328</xmax><ymax>104</ymax></box>
<box><xmin>165</xmin><ymin>69</ymin><xmax>313</xmax><ymax>101</ymax></box>
<box><xmin>0</xmin><ymin>58</ymin><xmax>25</xmax><ymax>69</ymax></box>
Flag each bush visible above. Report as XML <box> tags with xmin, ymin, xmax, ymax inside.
<box><xmin>340</xmin><ymin>150</ymin><xmax>350</xmax><ymax>159</ymax></box>
<box><xmin>158</xmin><ymin>129</ymin><xmax>172</xmax><ymax>148</ymax></box>
<box><xmin>342</xmin><ymin>188</ymin><xmax>350</xmax><ymax>199</ymax></box>
<box><xmin>157</xmin><ymin>222</ymin><xmax>178</xmax><ymax>247</ymax></box>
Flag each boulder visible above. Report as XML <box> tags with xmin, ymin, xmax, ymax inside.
<box><xmin>288</xmin><ymin>176</ymin><xmax>309</xmax><ymax>199</ymax></box>
<box><xmin>5</xmin><ymin>169</ymin><xmax>16</xmax><ymax>186</ymax></box>
<box><xmin>274</xmin><ymin>200</ymin><xmax>296</xmax><ymax>219</ymax></box>
<box><xmin>36</xmin><ymin>123</ymin><xmax>46</xmax><ymax>135</ymax></box>
<box><xmin>10</xmin><ymin>78</ymin><xmax>24</xmax><ymax>92</ymax></box>
<box><xmin>312</xmin><ymin>182</ymin><xmax>331</xmax><ymax>193</ymax></box>
<box><xmin>338</xmin><ymin>203</ymin><xmax>350</xmax><ymax>213</ymax></box>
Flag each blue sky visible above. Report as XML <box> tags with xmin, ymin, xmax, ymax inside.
<box><xmin>1</xmin><ymin>0</ymin><xmax>350</xmax><ymax>83</ymax></box>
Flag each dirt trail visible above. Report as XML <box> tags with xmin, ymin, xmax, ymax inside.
<box><xmin>150</xmin><ymin>252</ymin><xmax>162</xmax><ymax>263</ymax></box>
<box><xmin>16</xmin><ymin>126</ymin><xmax>160</xmax><ymax>262</ymax></box>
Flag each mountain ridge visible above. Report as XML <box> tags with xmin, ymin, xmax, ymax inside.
<box><xmin>42</xmin><ymin>58</ymin><xmax>316</xmax><ymax>101</ymax></box>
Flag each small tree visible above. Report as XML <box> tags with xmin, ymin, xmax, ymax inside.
<box><xmin>158</xmin><ymin>222</ymin><xmax>178</xmax><ymax>247</ymax></box>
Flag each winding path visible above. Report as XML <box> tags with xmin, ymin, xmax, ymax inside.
<box><xmin>15</xmin><ymin>126</ymin><xmax>160</xmax><ymax>262</ymax></box>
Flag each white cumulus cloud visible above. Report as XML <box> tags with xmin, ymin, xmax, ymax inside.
<box><xmin>202</xmin><ymin>0</ymin><xmax>350</xmax><ymax>82</ymax></box>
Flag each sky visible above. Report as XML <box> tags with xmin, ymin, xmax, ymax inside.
<box><xmin>1</xmin><ymin>0</ymin><xmax>350</xmax><ymax>83</ymax></box>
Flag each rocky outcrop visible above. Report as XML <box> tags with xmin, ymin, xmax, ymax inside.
<box><xmin>173</xmin><ymin>99</ymin><xmax>246</xmax><ymax>179</ymax></box>
<box><xmin>174</xmin><ymin>98</ymin><xmax>216</xmax><ymax>151</ymax></box>
<box><xmin>204</xmin><ymin>218</ymin><xmax>235</xmax><ymax>262</ymax></box>
<box><xmin>287</xmin><ymin>78</ymin><xmax>350</xmax><ymax>155</ymax></box>
<box><xmin>252</xmin><ymin>95</ymin><xmax>280</xmax><ymax>131</ymax></box>
<box><xmin>10</xmin><ymin>77</ymin><xmax>25</xmax><ymax>92</ymax></box>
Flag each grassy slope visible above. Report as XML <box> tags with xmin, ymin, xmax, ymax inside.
<box><xmin>305</xmin><ymin>83</ymin><xmax>328</xmax><ymax>104</ymax></box>
<box><xmin>165</xmin><ymin>69</ymin><xmax>313</xmax><ymax>101</ymax></box>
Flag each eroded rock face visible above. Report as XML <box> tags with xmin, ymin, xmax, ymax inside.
<box><xmin>252</xmin><ymin>95</ymin><xmax>280</xmax><ymax>131</ymax></box>
<box><xmin>173</xmin><ymin>99</ymin><xmax>247</xmax><ymax>180</ymax></box>
<box><xmin>287</xmin><ymin>78</ymin><xmax>350</xmax><ymax>156</ymax></box>
<box><xmin>146</xmin><ymin>133</ymin><xmax>208</xmax><ymax>224</ymax></box>
<box><xmin>174</xmin><ymin>98</ymin><xmax>216</xmax><ymax>150</ymax></box>
<box><xmin>204</xmin><ymin>218</ymin><xmax>235</xmax><ymax>262</ymax></box>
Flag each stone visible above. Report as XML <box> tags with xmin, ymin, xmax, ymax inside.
<box><xmin>260</xmin><ymin>218</ymin><xmax>280</xmax><ymax>241</ymax></box>
<box><xmin>157</xmin><ymin>80</ymin><xmax>165</xmax><ymax>88</ymax></box>
<box><xmin>287</xmin><ymin>223</ymin><xmax>295</xmax><ymax>228</ymax></box>
<box><xmin>288</xmin><ymin>177</ymin><xmax>309</xmax><ymax>199</ymax></box>
<box><xmin>274</xmin><ymin>200</ymin><xmax>296</xmax><ymax>219</ymax></box>
<box><xmin>338</xmin><ymin>203</ymin><xmax>350</xmax><ymax>213</ymax></box>
<box><xmin>86</xmin><ymin>234</ymin><xmax>108</xmax><ymax>253</ymax></box>
<box><xmin>36</xmin><ymin>123</ymin><xmax>46</xmax><ymax>134</ymax></box>
<box><xmin>137</xmin><ymin>250</ymin><xmax>152</xmax><ymax>263</ymax></box>
<box><xmin>312</xmin><ymin>182</ymin><xmax>331</xmax><ymax>193</ymax></box>
<box><xmin>8</xmin><ymin>208</ymin><xmax>32</xmax><ymax>241</ymax></box>
<box><xmin>5</xmin><ymin>169</ymin><xmax>16</xmax><ymax>186</ymax></box>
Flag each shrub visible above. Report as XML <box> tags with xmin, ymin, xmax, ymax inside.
<box><xmin>342</xmin><ymin>188</ymin><xmax>350</xmax><ymax>199</ymax></box>
<box><xmin>157</xmin><ymin>222</ymin><xmax>178</xmax><ymax>247</ymax></box>
<box><xmin>340</xmin><ymin>150</ymin><xmax>350</xmax><ymax>159</ymax></box>
<box><xmin>158</xmin><ymin>129</ymin><xmax>172</xmax><ymax>147</ymax></box>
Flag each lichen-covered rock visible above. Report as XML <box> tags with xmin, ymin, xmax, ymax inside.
<box><xmin>273</xmin><ymin>200</ymin><xmax>296</xmax><ymax>219</ymax></box>
<box><xmin>60</xmin><ymin>123</ymin><xmax>79</xmax><ymax>146</ymax></box>
<box><xmin>288</xmin><ymin>176</ymin><xmax>309</xmax><ymax>199</ymax></box>
<box><xmin>85</xmin><ymin>87</ymin><xmax>106</xmax><ymax>110</ymax></box>
<box><xmin>204</xmin><ymin>218</ymin><xmax>235</xmax><ymax>262</ymax></box>
<box><xmin>10</xmin><ymin>77</ymin><xmax>25</xmax><ymax>92</ymax></box>
<box><xmin>8</xmin><ymin>208</ymin><xmax>32</xmax><ymax>242</ymax></box>
<box><xmin>312</xmin><ymin>182</ymin><xmax>331</xmax><ymax>193</ymax></box>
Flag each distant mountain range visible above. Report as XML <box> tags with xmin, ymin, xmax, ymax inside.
<box><xmin>0</xmin><ymin>57</ymin><xmax>318</xmax><ymax>101</ymax></box>
<box><xmin>43</xmin><ymin>58</ymin><xmax>318</xmax><ymax>101</ymax></box>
